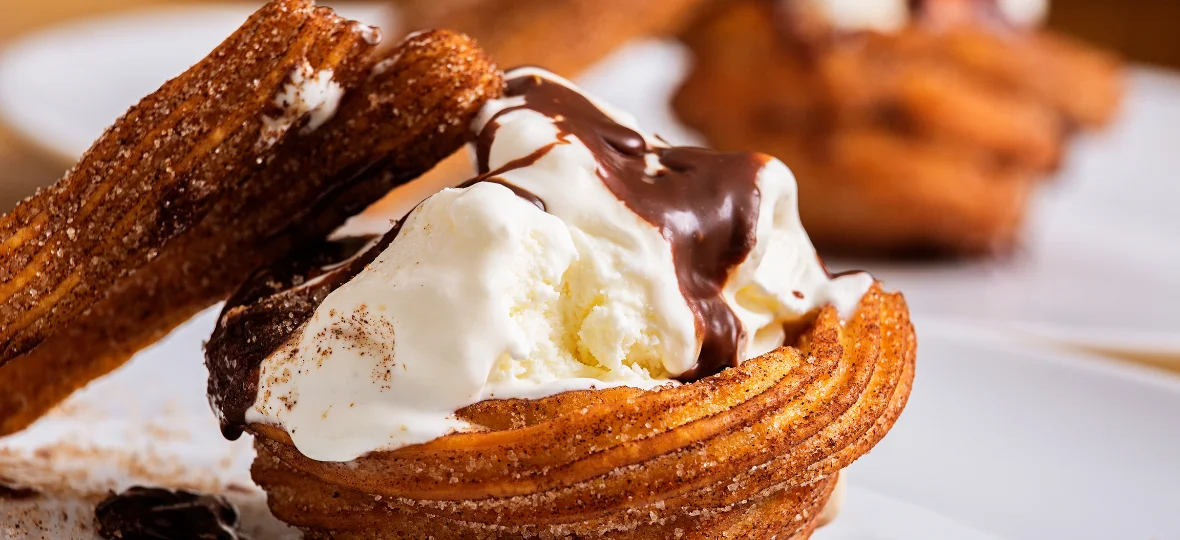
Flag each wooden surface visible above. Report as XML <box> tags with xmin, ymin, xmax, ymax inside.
<box><xmin>1048</xmin><ymin>0</ymin><xmax>1180</xmax><ymax>70</ymax></box>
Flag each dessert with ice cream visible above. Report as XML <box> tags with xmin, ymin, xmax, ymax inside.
<box><xmin>207</xmin><ymin>67</ymin><xmax>915</xmax><ymax>538</ymax></box>
<box><xmin>210</xmin><ymin>67</ymin><xmax>874</xmax><ymax>460</ymax></box>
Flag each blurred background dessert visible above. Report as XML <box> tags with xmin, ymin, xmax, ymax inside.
<box><xmin>673</xmin><ymin>0</ymin><xmax>1123</xmax><ymax>256</ymax></box>
<box><xmin>392</xmin><ymin>0</ymin><xmax>708</xmax><ymax>78</ymax></box>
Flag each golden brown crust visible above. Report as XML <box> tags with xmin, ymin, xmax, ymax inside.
<box><xmin>394</xmin><ymin>0</ymin><xmax>710</xmax><ymax>77</ymax></box>
<box><xmin>673</xmin><ymin>0</ymin><xmax>1123</xmax><ymax>256</ymax></box>
<box><xmin>0</xmin><ymin>0</ymin><xmax>371</xmax><ymax>361</ymax></box>
<box><xmin>250</xmin><ymin>284</ymin><xmax>916</xmax><ymax>538</ymax></box>
<box><xmin>0</xmin><ymin>4</ymin><xmax>503</xmax><ymax>435</ymax></box>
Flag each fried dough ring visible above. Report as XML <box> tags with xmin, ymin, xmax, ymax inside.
<box><xmin>393</xmin><ymin>0</ymin><xmax>709</xmax><ymax>77</ymax></box>
<box><xmin>673</xmin><ymin>0</ymin><xmax>1122</xmax><ymax>255</ymax></box>
<box><xmin>0</xmin><ymin>4</ymin><xmax>503</xmax><ymax>435</ymax></box>
<box><xmin>249</xmin><ymin>284</ymin><xmax>915</xmax><ymax>538</ymax></box>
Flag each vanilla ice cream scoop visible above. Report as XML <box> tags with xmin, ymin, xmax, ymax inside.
<box><xmin>226</xmin><ymin>68</ymin><xmax>871</xmax><ymax>461</ymax></box>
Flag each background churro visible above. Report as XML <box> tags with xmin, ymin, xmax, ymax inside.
<box><xmin>394</xmin><ymin>0</ymin><xmax>710</xmax><ymax>77</ymax></box>
<box><xmin>673</xmin><ymin>0</ymin><xmax>1123</xmax><ymax>255</ymax></box>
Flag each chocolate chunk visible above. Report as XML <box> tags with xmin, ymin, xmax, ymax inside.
<box><xmin>95</xmin><ymin>486</ymin><xmax>243</xmax><ymax>540</ymax></box>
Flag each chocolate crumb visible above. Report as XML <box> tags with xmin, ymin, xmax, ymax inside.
<box><xmin>94</xmin><ymin>486</ymin><xmax>244</xmax><ymax>540</ymax></box>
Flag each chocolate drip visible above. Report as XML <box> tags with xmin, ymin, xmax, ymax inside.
<box><xmin>458</xmin><ymin>177</ymin><xmax>546</xmax><ymax>210</ymax></box>
<box><xmin>206</xmin><ymin>230</ymin><xmax>399</xmax><ymax>439</ymax></box>
<box><xmin>457</xmin><ymin>142</ymin><xmax>553</xmax><ymax>211</ymax></box>
<box><xmin>95</xmin><ymin>486</ymin><xmax>243</xmax><ymax>540</ymax></box>
<box><xmin>477</xmin><ymin>73</ymin><xmax>765</xmax><ymax>381</ymax></box>
<box><xmin>466</xmin><ymin>114</ymin><xmax>559</xmax><ymax>210</ymax></box>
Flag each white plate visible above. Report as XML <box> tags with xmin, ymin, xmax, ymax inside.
<box><xmin>827</xmin><ymin>319</ymin><xmax>1180</xmax><ymax>540</ymax></box>
<box><xmin>3</xmin><ymin>310</ymin><xmax>1178</xmax><ymax>538</ymax></box>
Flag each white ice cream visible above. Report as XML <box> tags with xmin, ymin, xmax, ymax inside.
<box><xmin>259</xmin><ymin>60</ymin><xmax>344</xmax><ymax>147</ymax></box>
<box><xmin>248</xmin><ymin>69</ymin><xmax>871</xmax><ymax>462</ymax></box>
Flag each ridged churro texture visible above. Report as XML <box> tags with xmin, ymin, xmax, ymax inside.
<box><xmin>250</xmin><ymin>284</ymin><xmax>915</xmax><ymax>539</ymax></box>
<box><xmin>0</xmin><ymin>0</ymin><xmax>503</xmax><ymax>435</ymax></box>
<box><xmin>673</xmin><ymin>0</ymin><xmax>1123</xmax><ymax>256</ymax></box>
<box><xmin>395</xmin><ymin>0</ymin><xmax>709</xmax><ymax>77</ymax></box>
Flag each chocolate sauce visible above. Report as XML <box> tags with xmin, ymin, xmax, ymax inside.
<box><xmin>206</xmin><ymin>231</ymin><xmax>396</xmax><ymax>439</ymax></box>
<box><xmin>457</xmin><ymin>142</ymin><xmax>553</xmax><ymax>211</ymax></box>
<box><xmin>477</xmin><ymin>73</ymin><xmax>765</xmax><ymax>381</ymax></box>
<box><xmin>95</xmin><ymin>486</ymin><xmax>243</xmax><ymax>540</ymax></box>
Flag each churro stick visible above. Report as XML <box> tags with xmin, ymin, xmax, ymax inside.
<box><xmin>0</xmin><ymin>0</ymin><xmax>375</xmax><ymax>361</ymax></box>
<box><xmin>0</xmin><ymin>15</ymin><xmax>502</xmax><ymax>433</ymax></box>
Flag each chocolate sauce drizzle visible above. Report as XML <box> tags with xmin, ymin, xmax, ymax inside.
<box><xmin>206</xmin><ymin>232</ymin><xmax>395</xmax><ymax>439</ymax></box>
<box><xmin>95</xmin><ymin>486</ymin><xmax>243</xmax><ymax>540</ymax></box>
<box><xmin>475</xmin><ymin>73</ymin><xmax>765</xmax><ymax>381</ymax></box>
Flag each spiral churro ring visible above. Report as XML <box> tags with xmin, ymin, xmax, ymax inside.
<box><xmin>246</xmin><ymin>284</ymin><xmax>913</xmax><ymax>538</ymax></box>
<box><xmin>673</xmin><ymin>0</ymin><xmax>1122</xmax><ymax>255</ymax></box>
<box><xmin>0</xmin><ymin>0</ymin><xmax>502</xmax><ymax>435</ymax></box>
